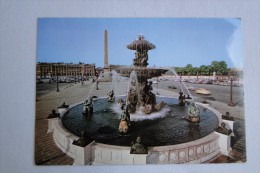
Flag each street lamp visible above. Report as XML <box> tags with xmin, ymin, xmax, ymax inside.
<box><xmin>228</xmin><ymin>77</ymin><xmax>234</xmax><ymax>106</ymax></box>
<box><xmin>56</xmin><ymin>73</ymin><xmax>60</xmax><ymax>92</ymax></box>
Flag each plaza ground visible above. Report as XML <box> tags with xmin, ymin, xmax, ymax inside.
<box><xmin>35</xmin><ymin>79</ymin><xmax>246</xmax><ymax>165</ymax></box>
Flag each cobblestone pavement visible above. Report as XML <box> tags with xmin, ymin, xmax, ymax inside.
<box><xmin>35</xmin><ymin>80</ymin><xmax>246</xmax><ymax>165</ymax></box>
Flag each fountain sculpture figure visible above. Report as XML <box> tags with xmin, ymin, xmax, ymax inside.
<box><xmin>178</xmin><ymin>91</ymin><xmax>186</xmax><ymax>106</ymax></box>
<box><xmin>118</xmin><ymin>107</ymin><xmax>131</xmax><ymax>134</ymax></box>
<box><xmin>107</xmin><ymin>90</ymin><xmax>115</xmax><ymax>102</ymax></box>
<box><xmin>187</xmin><ymin>102</ymin><xmax>200</xmax><ymax>123</ymax></box>
<box><xmin>130</xmin><ymin>136</ymin><xmax>148</xmax><ymax>154</ymax></box>
<box><xmin>82</xmin><ymin>96</ymin><xmax>93</xmax><ymax>115</ymax></box>
<box><xmin>127</xmin><ymin>35</ymin><xmax>155</xmax><ymax>67</ymax></box>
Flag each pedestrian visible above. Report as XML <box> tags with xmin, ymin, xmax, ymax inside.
<box><xmin>96</xmin><ymin>81</ymin><xmax>99</xmax><ymax>90</ymax></box>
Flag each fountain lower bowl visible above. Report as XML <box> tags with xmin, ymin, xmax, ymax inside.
<box><xmin>61</xmin><ymin>96</ymin><xmax>219</xmax><ymax>147</ymax></box>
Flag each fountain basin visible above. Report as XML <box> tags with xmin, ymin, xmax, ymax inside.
<box><xmin>48</xmin><ymin>96</ymin><xmax>225</xmax><ymax>165</ymax></box>
<box><xmin>61</xmin><ymin>96</ymin><xmax>219</xmax><ymax>147</ymax></box>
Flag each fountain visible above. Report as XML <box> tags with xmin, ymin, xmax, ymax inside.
<box><xmin>48</xmin><ymin>34</ymin><xmax>234</xmax><ymax>165</ymax></box>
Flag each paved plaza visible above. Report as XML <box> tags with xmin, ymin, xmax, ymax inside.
<box><xmin>35</xmin><ymin>79</ymin><xmax>246</xmax><ymax>165</ymax></box>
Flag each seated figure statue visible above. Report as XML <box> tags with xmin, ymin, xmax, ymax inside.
<box><xmin>72</xmin><ymin>131</ymin><xmax>94</xmax><ymax>147</ymax></box>
<box><xmin>178</xmin><ymin>91</ymin><xmax>186</xmax><ymax>106</ymax></box>
<box><xmin>82</xmin><ymin>96</ymin><xmax>93</xmax><ymax>115</ymax></box>
<box><xmin>222</xmin><ymin>112</ymin><xmax>234</xmax><ymax>121</ymax></box>
<box><xmin>117</xmin><ymin>98</ymin><xmax>126</xmax><ymax>110</ymax></box>
<box><xmin>58</xmin><ymin>102</ymin><xmax>69</xmax><ymax>108</ymax></box>
<box><xmin>215</xmin><ymin>122</ymin><xmax>232</xmax><ymax>135</ymax></box>
<box><xmin>130</xmin><ymin>137</ymin><xmax>148</xmax><ymax>154</ymax></box>
<box><xmin>187</xmin><ymin>102</ymin><xmax>200</xmax><ymax>123</ymax></box>
<box><xmin>47</xmin><ymin>109</ymin><xmax>60</xmax><ymax>119</ymax></box>
<box><xmin>107</xmin><ymin>90</ymin><xmax>115</xmax><ymax>102</ymax></box>
<box><xmin>118</xmin><ymin>108</ymin><xmax>130</xmax><ymax>134</ymax></box>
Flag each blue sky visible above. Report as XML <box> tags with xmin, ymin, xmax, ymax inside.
<box><xmin>37</xmin><ymin>18</ymin><xmax>242</xmax><ymax>68</ymax></box>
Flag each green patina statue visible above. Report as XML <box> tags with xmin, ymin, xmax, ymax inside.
<box><xmin>73</xmin><ymin>131</ymin><xmax>94</xmax><ymax>147</ymax></box>
<box><xmin>130</xmin><ymin>137</ymin><xmax>148</xmax><ymax>154</ymax></box>
<box><xmin>187</xmin><ymin>102</ymin><xmax>200</xmax><ymax>123</ymax></box>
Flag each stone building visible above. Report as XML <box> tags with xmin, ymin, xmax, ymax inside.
<box><xmin>36</xmin><ymin>62</ymin><xmax>96</xmax><ymax>78</ymax></box>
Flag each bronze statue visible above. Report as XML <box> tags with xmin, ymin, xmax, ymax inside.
<box><xmin>47</xmin><ymin>109</ymin><xmax>60</xmax><ymax>119</ymax></box>
<box><xmin>118</xmin><ymin>108</ymin><xmax>130</xmax><ymax>134</ymax></box>
<box><xmin>107</xmin><ymin>90</ymin><xmax>115</xmax><ymax>102</ymax></box>
<box><xmin>178</xmin><ymin>91</ymin><xmax>186</xmax><ymax>106</ymax></box>
<box><xmin>187</xmin><ymin>102</ymin><xmax>200</xmax><ymax>123</ymax></box>
<box><xmin>118</xmin><ymin>98</ymin><xmax>126</xmax><ymax>110</ymax></box>
<box><xmin>130</xmin><ymin>137</ymin><xmax>148</xmax><ymax>154</ymax></box>
<box><xmin>124</xmin><ymin>35</ymin><xmax>165</xmax><ymax>114</ymax></box>
<box><xmin>222</xmin><ymin>112</ymin><xmax>234</xmax><ymax>121</ymax></box>
<box><xmin>72</xmin><ymin>131</ymin><xmax>94</xmax><ymax>147</ymax></box>
<box><xmin>82</xmin><ymin>97</ymin><xmax>93</xmax><ymax>115</ymax></box>
<box><xmin>58</xmin><ymin>102</ymin><xmax>69</xmax><ymax>108</ymax></box>
<box><xmin>127</xmin><ymin>35</ymin><xmax>155</xmax><ymax>68</ymax></box>
<box><xmin>215</xmin><ymin>122</ymin><xmax>232</xmax><ymax>135</ymax></box>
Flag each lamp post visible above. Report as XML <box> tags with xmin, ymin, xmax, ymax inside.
<box><xmin>228</xmin><ymin>77</ymin><xmax>234</xmax><ymax>106</ymax></box>
<box><xmin>56</xmin><ymin>73</ymin><xmax>60</xmax><ymax>92</ymax></box>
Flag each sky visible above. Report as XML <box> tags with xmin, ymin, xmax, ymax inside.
<box><xmin>37</xmin><ymin>18</ymin><xmax>242</xmax><ymax>68</ymax></box>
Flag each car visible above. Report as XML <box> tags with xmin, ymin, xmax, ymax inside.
<box><xmin>168</xmin><ymin>85</ymin><xmax>177</xmax><ymax>89</ymax></box>
<box><xmin>194</xmin><ymin>88</ymin><xmax>211</xmax><ymax>95</ymax></box>
<box><xmin>203</xmin><ymin>79</ymin><xmax>213</xmax><ymax>84</ymax></box>
<box><xmin>187</xmin><ymin>87</ymin><xmax>196</xmax><ymax>91</ymax></box>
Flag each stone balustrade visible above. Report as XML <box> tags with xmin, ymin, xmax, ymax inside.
<box><xmin>147</xmin><ymin>133</ymin><xmax>220</xmax><ymax>164</ymax></box>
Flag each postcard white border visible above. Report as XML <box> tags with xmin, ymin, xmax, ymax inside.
<box><xmin>0</xmin><ymin>0</ymin><xmax>260</xmax><ymax>173</ymax></box>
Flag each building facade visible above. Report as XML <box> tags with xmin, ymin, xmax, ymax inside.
<box><xmin>36</xmin><ymin>62</ymin><xmax>96</xmax><ymax>78</ymax></box>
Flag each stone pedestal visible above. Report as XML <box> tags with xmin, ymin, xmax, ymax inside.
<box><xmin>58</xmin><ymin>108</ymin><xmax>68</xmax><ymax>115</ymax></box>
<box><xmin>72</xmin><ymin>141</ymin><xmax>95</xmax><ymax>165</ymax></box>
<box><xmin>214</xmin><ymin>131</ymin><xmax>232</xmax><ymax>156</ymax></box>
<box><xmin>131</xmin><ymin>154</ymin><xmax>148</xmax><ymax>164</ymax></box>
<box><xmin>188</xmin><ymin>116</ymin><xmax>200</xmax><ymax>123</ymax></box>
<box><xmin>222</xmin><ymin>119</ymin><xmax>234</xmax><ymax>132</ymax></box>
<box><xmin>47</xmin><ymin>117</ymin><xmax>59</xmax><ymax>133</ymax></box>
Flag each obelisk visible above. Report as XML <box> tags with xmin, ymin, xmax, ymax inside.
<box><xmin>104</xmin><ymin>30</ymin><xmax>108</xmax><ymax>68</ymax></box>
<box><xmin>103</xmin><ymin>30</ymin><xmax>111</xmax><ymax>81</ymax></box>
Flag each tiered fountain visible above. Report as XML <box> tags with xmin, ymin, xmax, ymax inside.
<box><xmin>47</xmin><ymin>34</ymin><xmax>234</xmax><ymax>165</ymax></box>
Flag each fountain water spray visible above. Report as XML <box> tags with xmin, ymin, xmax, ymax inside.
<box><xmin>125</xmin><ymin>71</ymin><xmax>140</xmax><ymax>106</ymax></box>
<box><xmin>167</xmin><ymin>67</ymin><xmax>196</xmax><ymax>106</ymax></box>
<box><xmin>86</xmin><ymin>71</ymin><xmax>111</xmax><ymax>100</ymax></box>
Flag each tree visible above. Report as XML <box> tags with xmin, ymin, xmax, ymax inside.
<box><xmin>211</xmin><ymin>61</ymin><xmax>229</xmax><ymax>75</ymax></box>
<box><xmin>199</xmin><ymin>65</ymin><xmax>209</xmax><ymax>75</ymax></box>
<box><xmin>192</xmin><ymin>67</ymin><xmax>199</xmax><ymax>76</ymax></box>
<box><xmin>185</xmin><ymin>64</ymin><xmax>193</xmax><ymax>76</ymax></box>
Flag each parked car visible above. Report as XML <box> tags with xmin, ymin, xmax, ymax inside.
<box><xmin>168</xmin><ymin>85</ymin><xmax>177</xmax><ymax>89</ymax></box>
<box><xmin>194</xmin><ymin>88</ymin><xmax>211</xmax><ymax>95</ymax></box>
<box><xmin>203</xmin><ymin>79</ymin><xmax>213</xmax><ymax>84</ymax></box>
<box><xmin>188</xmin><ymin>87</ymin><xmax>196</xmax><ymax>91</ymax></box>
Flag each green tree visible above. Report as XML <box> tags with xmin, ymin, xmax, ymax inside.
<box><xmin>192</xmin><ymin>67</ymin><xmax>199</xmax><ymax>76</ymax></box>
<box><xmin>199</xmin><ymin>65</ymin><xmax>208</xmax><ymax>75</ymax></box>
<box><xmin>211</xmin><ymin>61</ymin><xmax>229</xmax><ymax>75</ymax></box>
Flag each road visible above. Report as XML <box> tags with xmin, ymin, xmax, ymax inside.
<box><xmin>37</xmin><ymin>79</ymin><xmax>244</xmax><ymax>107</ymax></box>
<box><xmin>155</xmin><ymin>80</ymin><xmax>244</xmax><ymax>107</ymax></box>
<box><xmin>36</xmin><ymin>82</ymin><xmax>75</xmax><ymax>97</ymax></box>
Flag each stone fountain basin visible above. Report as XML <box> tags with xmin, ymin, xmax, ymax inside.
<box><xmin>49</xmin><ymin>96</ymin><xmax>223</xmax><ymax>164</ymax></box>
<box><xmin>61</xmin><ymin>96</ymin><xmax>220</xmax><ymax>147</ymax></box>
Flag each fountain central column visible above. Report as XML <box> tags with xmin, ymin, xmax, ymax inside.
<box><xmin>125</xmin><ymin>35</ymin><xmax>165</xmax><ymax>114</ymax></box>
